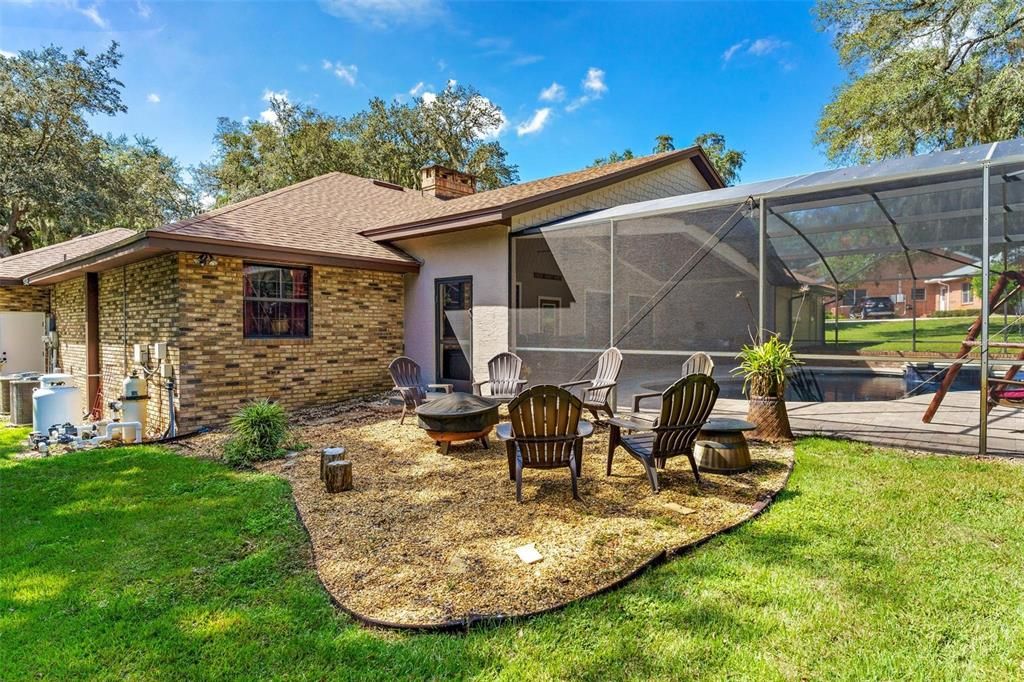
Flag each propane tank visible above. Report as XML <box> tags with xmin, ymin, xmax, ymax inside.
<box><xmin>120</xmin><ymin>371</ymin><xmax>149</xmax><ymax>442</ymax></box>
<box><xmin>32</xmin><ymin>373</ymin><xmax>82</xmax><ymax>436</ymax></box>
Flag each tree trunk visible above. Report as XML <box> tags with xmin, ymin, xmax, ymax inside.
<box><xmin>320</xmin><ymin>447</ymin><xmax>347</xmax><ymax>480</ymax></box>
<box><xmin>324</xmin><ymin>460</ymin><xmax>353</xmax><ymax>493</ymax></box>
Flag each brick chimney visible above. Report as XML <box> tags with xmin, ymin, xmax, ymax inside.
<box><xmin>420</xmin><ymin>165</ymin><xmax>476</xmax><ymax>200</ymax></box>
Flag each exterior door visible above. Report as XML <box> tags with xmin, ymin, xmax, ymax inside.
<box><xmin>938</xmin><ymin>284</ymin><xmax>949</xmax><ymax>312</ymax></box>
<box><xmin>0</xmin><ymin>312</ymin><xmax>45</xmax><ymax>373</ymax></box>
<box><xmin>436</xmin><ymin>277</ymin><xmax>472</xmax><ymax>390</ymax></box>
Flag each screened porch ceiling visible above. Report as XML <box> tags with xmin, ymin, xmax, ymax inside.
<box><xmin>536</xmin><ymin>138</ymin><xmax>1024</xmax><ymax>290</ymax></box>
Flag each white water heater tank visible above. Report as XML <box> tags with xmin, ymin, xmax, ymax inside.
<box><xmin>32</xmin><ymin>373</ymin><xmax>82</xmax><ymax>435</ymax></box>
<box><xmin>120</xmin><ymin>373</ymin><xmax>149</xmax><ymax>442</ymax></box>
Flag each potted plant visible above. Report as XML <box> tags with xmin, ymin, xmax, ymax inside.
<box><xmin>733</xmin><ymin>334</ymin><xmax>799</xmax><ymax>442</ymax></box>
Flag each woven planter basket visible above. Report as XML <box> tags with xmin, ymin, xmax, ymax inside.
<box><xmin>746</xmin><ymin>395</ymin><xmax>794</xmax><ymax>443</ymax></box>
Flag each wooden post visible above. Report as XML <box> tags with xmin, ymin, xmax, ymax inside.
<box><xmin>324</xmin><ymin>460</ymin><xmax>353</xmax><ymax>493</ymax></box>
<box><xmin>923</xmin><ymin>272</ymin><xmax>1024</xmax><ymax>423</ymax></box>
<box><xmin>320</xmin><ymin>447</ymin><xmax>346</xmax><ymax>481</ymax></box>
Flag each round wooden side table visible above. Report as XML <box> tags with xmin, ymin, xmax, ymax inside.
<box><xmin>695</xmin><ymin>418</ymin><xmax>757</xmax><ymax>474</ymax></box>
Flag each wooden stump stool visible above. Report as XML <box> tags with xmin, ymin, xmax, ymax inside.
<box><xmin>320</xmin><ymin>447</ymin><xmax>346</xmax><ymax>481</ymax></box>
<box><xmin>325</xmin><ymin>460</ymin><xmax>353</xmax><ymax>493</ymax></box>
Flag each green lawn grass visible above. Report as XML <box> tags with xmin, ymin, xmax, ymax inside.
<box><xmin>823</xmin><ymin>315</ymin><xmax>1024</xmax><ymax>353</ymax></box>
<box><xmin>4</xmin><ymin>429</ymin><xmax>1024</xmax><ymax>680</ymax></box>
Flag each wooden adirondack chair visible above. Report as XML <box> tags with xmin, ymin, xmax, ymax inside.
<box><xmin>387</xmin><ymin>356</ymin><xmax>453</xmax><ymax>425</ymax></box>
<box><xmin>559</xmin><ymin>347</ymin><xmax>623</xmax><ymax>420</ymax></box>
<box><xmin>631</xmin><ymin>351</ymin><xmax>715</xmax><ymax>412</ymax></box>
<box><xmin>496</xmin><ymin>385</ymin><xmax>594</xmax><ymax>503</ymax></box>
<box><xmin>472</xmin><ymin>352</ymin><xmax>527</xmax><ymax>402</ymax></box>
<box><xmin>607</xmin><ymin>373</ymin><xmax>719</xmax><ymax>493</ymax></box>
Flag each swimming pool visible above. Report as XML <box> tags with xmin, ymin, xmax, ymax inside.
<box><xmin>639</xmin><ymin>364</ymin><xmax>998</xmax><ymax>403</ymax></box>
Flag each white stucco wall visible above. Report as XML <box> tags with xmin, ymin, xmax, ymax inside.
<box><xmin>396</xmin><ymin>224</ymin><xmax>510</xmax><ymax>386</ymax></box>
<box><xmin>393</xmin><ymin>159</ymin><xmax>714</xmax><ymax>385</ymax></box>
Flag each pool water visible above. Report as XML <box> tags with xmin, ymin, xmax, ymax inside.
<box><xmin>680</xmin><ymin>366</ymin><xmax>1005</xmax><ymax>403</ymax></box>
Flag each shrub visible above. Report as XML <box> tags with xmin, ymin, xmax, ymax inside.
<box><xmin>733</xmin><ymin>334</ymin><xmax>801</xmax><ymax>398</ymax></box>
<box><xmin>223</xmin><ymin>399</ymin><xmax>290</xmax><ymax>468</ymax></box>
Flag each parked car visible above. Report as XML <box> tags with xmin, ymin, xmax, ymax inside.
<box><xmin>849</xmin><ymin>296</ymin><xmax>896</xmax><ymax>319</ymax></box>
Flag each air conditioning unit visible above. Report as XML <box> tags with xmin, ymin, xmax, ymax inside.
<box><xmin>11</xmin><ymin>378</ymin><xmax>39</xmax><ymax>426</ymax></box>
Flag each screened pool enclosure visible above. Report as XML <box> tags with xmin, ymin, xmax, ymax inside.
<box><xmin>511</xmin><ymin>139</ymin><xmax>1024</xmax><ymax>455</ymax></box>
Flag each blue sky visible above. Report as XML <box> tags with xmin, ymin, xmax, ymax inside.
<box><xmin>0</xmin><ymin>0</ymin><xmax>848</xmax><ymax>184</ymax></box>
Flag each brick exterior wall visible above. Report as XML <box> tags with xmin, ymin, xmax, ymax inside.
<box><xmin>0</xmin><ymin>285</ymin><xmax>50</xmax><ymax>313</ymax></box>
<box><xmin>96</xmin><ymin>255</ymin><xmax>181</xmax><ymax>434</ymax></box>
<box><xmin>49</xmin><ymin>253</ymin><xmax>406</xmax><ymax>433</ymax></box>
<box><xmin>177</xmin><ymin>254</ymin><xmax>405</xmax><ymax>430</ymax></box>
<box><xmin>52</xmin><ymin>278</ymin><xmax>87</xmax><ymax>396</ymax></box>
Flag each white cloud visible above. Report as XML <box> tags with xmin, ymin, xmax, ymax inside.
<box><xmin>516</xmin><ymin>108</ymin><xmax>551</xmax><ymax>137</ymax></box>
<box><xmin>409</xmin><ymin>81</ymin><xmax>427</xmax><ymax>97</ymax></box>
<box><xmin>322</xmin><ymin>60</ymin><xmax>358</xmax><ymax>85</ymax></box>
<box><xmin>79</xmin><ymin>3</ymin><xmax>108</xmax><ymax>28</ymax></box>
<box><xmin>476</xmin><ymin>36</ymin><xmax>513</xmax><ymax>53</ymax></box>
<box><xmin>0</xmin><ymin>49</ymin><xmax>15</xmax><ymax>59</ymax></box>
<box><xmin>437</xmin><ymin>58</ymin><xmax>447</xmax><ymax>71</ymax></box>
<box><xmin>319</xmin><ymin>0</ymin><xmax>442</xmax><ymax>29</ymax></box>
<box><xmin>8</xmin><ymin>1</ymin><xmax>109</xmax><ymax>29</ymax></box>
<box><xmin>146</xmin><ymin>92</ymin><xmax>160</xmax><ymax>103</ymax></box>
<box><xmin>538</xmin><ymin>82</ymin><xmax>565</xmax><ymax>102</ymax></box>
<box><xmin>135</xmin><ymin>0</ymin><xmax>152</xmax><ymax>19</ymax></box>
<box><xmin>722</xmin><ymin>40</ymin><xmax>747</xmax><ymax>62</ymax></box>
<box><xmin>565</xmin><ymin>67</ymin><xmax>607</xmax><ymax>112</ymax></box>
<box><xmin>722</xmin><ymin>37</ymin><xmax>793</xmax><ymax>66</ymax></box>
<box><xmin>583</xmin><ymin>67</ymin><xmax>607</xmax><ymax>96</ymax></box>
<box><xmin>748</xmin><ymin>37</ymin><xmax>787</xmax><ymax>56</ymax></box>
<box><xmin>421</xmin><ymin>91</ymin><xmax>437</xmax><ymax>106</ymax></box>
<box><xmin>260</xmin><ymin>89</ymin><xmax>289</xmax><ymax>123</ymax></box>
<box><xmin>510</xmin><ymin>54</ymin><xmax>543</xmax><ymax>67</ymax></box>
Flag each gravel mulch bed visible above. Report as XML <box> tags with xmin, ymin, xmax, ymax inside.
<box><xmin>238</xmin><ymin>401</ymin><xmax>794</xmax><ymax>627</ymax></box>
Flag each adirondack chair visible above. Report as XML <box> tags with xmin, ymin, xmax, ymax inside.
<box><xmin>472</xmin><ymin>352</ymin><xmax>527</xmax><ymax>402</ymax></box>
<box><xmin>559</xmin><ymin>347</ymin><xmax>623</xmax><ymax>420</ymax></box>
<box><xmin>607</xmin><ymin>373</ymin><xmax>719</xmax><ymax>493</ymax></box>
<box><xmin>631</xmin><ymin>352</ymin><xmax>715</xmax><ymax>412</ymax></box>
<box><xmin>496</xmin><ymin>385</ymin><xmax>594</xmax><ymax>503</ymax></box>
<box><xmin>387</xmin><ymin>356</ymin><xmax>453</xmax><ymax>425</ymax></box>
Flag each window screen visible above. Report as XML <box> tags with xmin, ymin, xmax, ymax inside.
<box><xmin>243</xmin><ymin>264</ymin><xmax>311</xmax><ymax>338</ymax></box>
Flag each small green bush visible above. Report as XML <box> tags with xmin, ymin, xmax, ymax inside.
<box><xmin>223</xmin><ymin>399</ymin><xmax>290</xmax><ymax>468</ymax></box>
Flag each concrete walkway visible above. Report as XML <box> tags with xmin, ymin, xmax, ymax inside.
<box><xmin>707</xmin><ymin>392</ymin><xmax>1023</xmax><ymax>457</ymax></box>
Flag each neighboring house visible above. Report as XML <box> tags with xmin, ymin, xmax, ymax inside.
<box><xmin>14</xmin><ymin>147</ymin><xmax>724</xmax><ymax>433</ymax></box>
<box><xmin>823</xmin><ymin>252</ymin><xmax>980</xmax><ymax>319</ymax></box>
<box><xmin>924</xmin><ymin>264</ymin><xmax>983</xmax><ymax>316</ymax></box>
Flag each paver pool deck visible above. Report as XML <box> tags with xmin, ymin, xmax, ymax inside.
<box><xmin>706</xmin><ymin>392</ymin><xmax>1023</xmax><ymax>457</ymax></box>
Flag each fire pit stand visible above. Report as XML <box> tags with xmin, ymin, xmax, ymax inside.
<box><xmin>416</xmin><ymin>392</ymin><xmax>500</xmax><ymax>455</ymax></box>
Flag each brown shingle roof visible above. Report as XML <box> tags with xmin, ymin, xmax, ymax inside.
<box><xmin>154</xmin><ymin>173</ymin><xmax>438</xmax><ymax>265</ymax></box>
<box><xmin>0</xmin><ymin>228</ymin><xmax>136</xmax><ymax>282</ymax></box>
<box><xmin>361</xmin><ymin>146</ymin><xmax>722</xmax><ymax>237</ymax></box>
<box><xmin>22</xmin><ymin>147</ymin><xmax>720</xmax><ymax>283</ymax></box>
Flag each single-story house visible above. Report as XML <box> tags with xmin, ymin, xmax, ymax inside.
<box><xmin>12</xmin><ymin>147</ymin><xmax>741</xmax><ymax>434</ymax></box>
<box><xmin>923</xmin><ymin>264</ymin><xmax>983</xmax><ymax>316</ymax></box>
<box><xmin>823</xmin><ymin>251</ymin><xmax>982</xmax><ymax>319</ymax></box>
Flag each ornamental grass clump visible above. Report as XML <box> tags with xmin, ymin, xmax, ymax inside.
<box><xmin>223</xmin><ymin>399</ymin><xmax>290</xmax><ymax>468</ymax></box>
<box><xmin>734</xmin><ymin>334</ymin><xmax>801</xmax><ymax>398</ymax></box>
<box><xmin>733</xmin><ymin>334</ymin><xmax>800</xmax><ymax>442</ymax></box>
